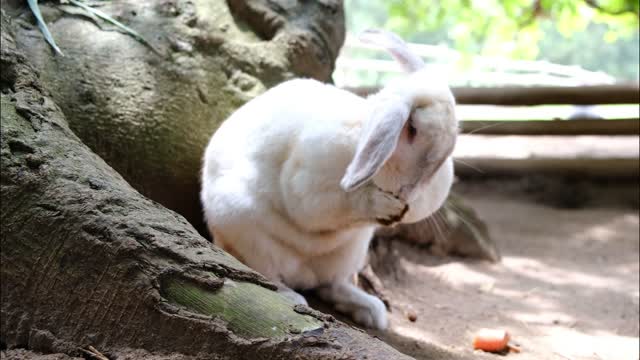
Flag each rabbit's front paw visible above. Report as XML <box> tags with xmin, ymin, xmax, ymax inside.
<box><xmin>333</xmin><ymin>292</ymin><xmax>389</xmax><ymax>330</ymax></box>
<box><xmin>318</xmin><ymin>282</ymin><xmax>389</xmax><ymax>330</ymax></box>
<box><xmin>351</xmin><ymin>295</ymin><xmax>389</xmax><ymax>330</ymax></box>
<box><xmin>370</xmin><ymin>188</ymin><xmax>409</xmax><ymax>225</ymax></box>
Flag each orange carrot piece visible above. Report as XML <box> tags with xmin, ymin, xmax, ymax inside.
<box><xmin>473</xmin><ymin>328</ymin><xmax>511</xmax><ymax>352</ymax></box>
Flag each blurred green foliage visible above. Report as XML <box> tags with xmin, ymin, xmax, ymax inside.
<box><xmin>345</xmin><ymin>0</ymin><xmax>639</xmax><ymax>81</ymax></box>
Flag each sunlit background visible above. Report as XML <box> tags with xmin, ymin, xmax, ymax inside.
<box><xmin>334</xmin><ymin>0</ymin><xmax>640</xmax><ymax>120</ymax></box>
<box><xmin>332</xmin><ymin>4</ymin><xmax>639</xmax><ymax>360</ymax></box>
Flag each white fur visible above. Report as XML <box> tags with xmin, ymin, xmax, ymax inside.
<box><xmin>201</xmin><ymin>30</ymin><xmax>458</xmax><ymax>330</ymax></box>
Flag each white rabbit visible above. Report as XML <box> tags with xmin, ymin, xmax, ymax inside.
<box><xmin>200</xmin><ymin>29</ymin><xmax>458</xmax><ymax>330</ymax></box>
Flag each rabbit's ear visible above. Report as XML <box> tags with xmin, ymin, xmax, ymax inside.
<box><xmin>341</xmin><ymin>100</ymin><xmax>411</xmax><ymax>192</ymax></box>
<box><xmin>359</xmin><ymin>29</ymin><xmax>425</xmax><ymax>73</ymax></box>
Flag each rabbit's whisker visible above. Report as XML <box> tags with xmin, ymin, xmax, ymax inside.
<box><xmin>435</xmin><ymin>211</ymin><xmax>453</xmax><ymax>239</ymax></box>
<box><xmin>429</xmin><ymin>211</ymin><xmax>449</xmax><ymax>243</ymax></box>
<box><xmin>465</xmin><ymin>121</ymin><xmax>505</xmax><ymax>135</ymax></box>
<box><xmin>444</xmin><ymin>201</ymin><xmax>471</xmax><ymax>224</ymax></box>
<box><xmin>427</xmin><ymin>216</ymin><xmax>442</xmax><ymax>243</ymax></box>
<box><xmin>454</xmin><ymin>158</ymin><xmax>484</xmax><ymax>174</ymax></box>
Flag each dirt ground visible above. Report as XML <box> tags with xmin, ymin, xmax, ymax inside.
<box><xmin>365</xmin><ymin>179</ymin><xmax>640</xmax><ymax>360</ymax></box>
<box><xmin>2</xmin><ymin>179</ymin><xmax>637</xmax><ymax>360</ymax></box>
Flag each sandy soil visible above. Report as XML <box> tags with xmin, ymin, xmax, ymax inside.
<box><xmin>3</xmin><ymin>180</ymin><xmax>637</xmax><ymax>360</ymax></box>
<box><xmin>365</xmin><ymin>180</ymin><xmax>640</xmax><ymax>360</ymax></box>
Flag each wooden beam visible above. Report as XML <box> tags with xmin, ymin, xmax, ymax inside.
<box><xmin>455</xmin><ymin>158</ymin><xmax>639</xmax><ymax>178</ymax></box>
<box><xmin>345</xmin><ymin>84</ymin><xmax>640</xmax><ymax>105</ymax></box>
<box><xmin>453</xmin><ymin>84</ymin><xmax>640</xmax><ymax>105</ymax></box>
<box><xmin>454</xmin><ymin>134</ymin><xmax>639</xmax><ymax>179</ymax></box>
<box><xmin>461</xmin><ymin>119</ymin><xmax>640</xmax><ymax>135</ymax></box>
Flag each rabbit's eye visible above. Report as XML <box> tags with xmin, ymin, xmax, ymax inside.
<box><xmin>407</xmin><ymin>122</ymin><xmax>417</xmax><ymax>142</ymax></box>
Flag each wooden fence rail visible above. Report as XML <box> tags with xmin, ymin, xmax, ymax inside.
<box><xmin>461</xmin><ymin>119</ymin><xmax>640</xmax><ymax>135</ymax></box>
<box><xmin>345</xmin><ymin>84</ymin><xmax>640</xmax><ymax>106</ymax></box>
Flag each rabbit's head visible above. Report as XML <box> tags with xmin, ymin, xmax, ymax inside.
<box><xmin>341</xmin><ymin>29</ymin><xmax>458</xmax><ymax>204</ymax></box>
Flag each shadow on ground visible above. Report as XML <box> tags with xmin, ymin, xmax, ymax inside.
<box><xmin>310</xmin><ymin>179</ymin><xmax>639</xmax><ymax>360</ymax></box>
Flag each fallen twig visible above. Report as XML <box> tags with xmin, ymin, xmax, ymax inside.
<box><xmin>358</xmin><ymin>264</ymin><xmax>392</xmax><ymax>311</ymax></box>
<box><xmin>80</xmin><ymin>345</ymin><xmax>109</xmax><ymax>360</ymax></box>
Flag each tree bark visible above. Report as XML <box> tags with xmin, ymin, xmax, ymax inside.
<box><xmin>2</xmin><ymin>0</ymin><xmax>496</xmax><ymax>263</ymax></box>
<box><xmin>0</xmin><ymin>11</ymin><xmax>412</xmax><ymax>360</ymax></box>
<box><xmin>4</xmin><ymin>0</ymin><xmax>345</xmax><ymax>234</ymax></box>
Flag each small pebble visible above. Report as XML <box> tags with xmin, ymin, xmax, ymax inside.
<box><xmin>407</xmin><ymin>310</ymin><xmax>418</xmax><ymax>322</ymax></box>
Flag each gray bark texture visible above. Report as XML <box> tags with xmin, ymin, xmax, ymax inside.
<box><xmin>1</xmin><ymin>0</ymin><xmax>497</xmax><ymax>262</ymax></box>
<box><xmin>0</xmin><ymin>10</ymin><xmax>416</xmax><ymax>359</ymax></box>
<box><xmin>3</xmin><ymin>0</ymin><xmax>345</xmax><ymax>233</ymax></box>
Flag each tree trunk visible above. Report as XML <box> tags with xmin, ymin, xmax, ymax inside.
<box><xmin>0</xmin><ymin>12</ymin><xmax>412</xmax><ymax>359</ymax></box>
<box><xmin>4</xmin><ymin>0</ymin><xmax>345</xmax><ymax>234</ymax></box>
<box><xmin>3</xmin><ymin>0</ymin><xmax>497</xmax><ymax>263</ymax></box>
